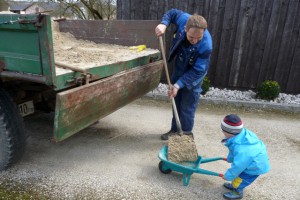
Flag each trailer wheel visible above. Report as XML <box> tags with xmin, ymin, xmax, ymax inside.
<box><xmin>0</xmin><ymin>88</ymin><xmax>26</xmax><ymax>170</ymax></box>
<box><xmin>158</xmin><ymin>161</ymin><xmax>172</xmax><ymax>174</ymax></box>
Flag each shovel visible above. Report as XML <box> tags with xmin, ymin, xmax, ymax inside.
<box><xmin>159</xmin><ymin>36</ymin><xmax>198</xmax><ymax>163</ymax></box>
<box><xmin>158</xmin><ymin>36</ymin><xmax>182</xmax><ymax>136</ymax></box>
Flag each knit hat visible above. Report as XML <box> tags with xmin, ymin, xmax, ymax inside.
<box><xmin>221</xmin><ymin>114</ymin><xmax>243</xmax><ymax>135</ymax></box>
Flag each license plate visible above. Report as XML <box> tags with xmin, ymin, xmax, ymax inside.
<box><xmin>18</xmin><ymin>101</ymin><xmax>34</xmax><ymax>117</ymax></box>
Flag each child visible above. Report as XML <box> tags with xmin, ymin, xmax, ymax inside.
<box><xmin>220</xmin><ymin>114</ymin><xmax>270</xmax><ymax>199</ymax></box>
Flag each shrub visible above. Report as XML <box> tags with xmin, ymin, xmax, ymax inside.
<box><xmin>256</xmin><ymin>80</ymin><xmax>280</xmax><ymax>100</ymax></box>
<box><xmin>201</xmin><ymin>76</ymin><xmax>211</xmax><ymax>95</ymax></box>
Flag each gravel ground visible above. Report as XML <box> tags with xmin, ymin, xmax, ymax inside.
<box><xmin>0</xmin><ymin>98</ymin><xmax>299</xmax><ymax>200</ymax></box>
<box><xmin>153</xmin><ymin>83</ymin><xmax>300</xmax><ymax>105</ymax></box>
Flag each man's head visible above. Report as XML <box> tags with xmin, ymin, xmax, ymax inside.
<box><xmin>185</xmin><ymin>14</ymin><xmax>207</xmax><ymax>45</ymax></box>
<box><xmin>221</xmin><ymin>114</ymin><xmax>244</xmax><ymax>137</ymax></box>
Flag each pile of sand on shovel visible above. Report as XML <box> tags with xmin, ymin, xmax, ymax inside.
<box><xmin>168</xmin><ymin>135</ymin><xmax>198</xmax><ymax>163</ymax></box>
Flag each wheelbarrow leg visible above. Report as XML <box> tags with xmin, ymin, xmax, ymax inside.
<box><xmin>182</xmin><ymin>174</ymin><xmax>193</xmax><ymax>186</ymax></box>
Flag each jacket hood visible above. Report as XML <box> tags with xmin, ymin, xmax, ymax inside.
<box><xmin>226</xmin><ymin>128</ymin><xmax>260</xmax><ymax>146</ymax></box>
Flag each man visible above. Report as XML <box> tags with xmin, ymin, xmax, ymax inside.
<box><xmin>155</xmin><ymin>9</ymin><xmax>213</xmax><ymax>140</ymax></box>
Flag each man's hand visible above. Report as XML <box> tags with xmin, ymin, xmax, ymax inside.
<box><xmin>155</xmin><ymin>24</ymin><xmax>167</xmax><ymax>36</ymax></box>
<box><xmin>168</xmin><ymin>84</ymin><xmax>180</xmax><ymax>98</ymax></box>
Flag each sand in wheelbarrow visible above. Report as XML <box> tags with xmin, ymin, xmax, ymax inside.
<box><xmin>168</xmin><ymin>135</ymin><xmax>198</xmax><ymax>163</ymax></box>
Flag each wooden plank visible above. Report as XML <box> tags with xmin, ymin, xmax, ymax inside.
<box><xmin>158</xmin><ymin>0</ymin><xmax>166</xmax><ymax>19</ymax></box>
<box><xmin>248</xmin><ymin>0</ymin><xmax>274</xmax><ymax>88</ymax></box>
<box><xmin>59</xmin><ymin>20</ymin><xmax>161</xmax><ymax>49</ymax></box>
<box><xmin>135</xmin><ymin>0</ymin><xmax>144</xmax><ymax>20</ymax></box>
<box><xmin>228</xmin><ymin>0</ymin><xmax>249</xmax><ymax>87</ymax></box>
<box><xmin>286</xmin><ymin>0</ymin><xmax>300</xmax><ymax>94</ymax></box>
<box><xmin>268</xmin><ymin>0</ymin><xmax>290</xmax><ymax>81</ymax></box>
<box><xmin>235</xmin><ymin>0</ymin><xmax>257</xmax><ymax>88</ymax></box>
<box><xmin>206</xmin><ymin>0</ymin><xmax>222</xmax><ymax>83</ymax></box>
<box><xmin>207</xmin><ymin>0</ymin><xmax>219</xmax><ymax>38</ymax></box>
<box><xmin>143</xmin><ymin>0</ymin><xmax>150</xmax><ymax>19</ymax></box>
<box><xmin>194</xmin><ymin>0</ymin><xmax>202</xmax><ymax>14</ymax></box>
<box><xmin>258</xmin><ymin>0</ymin><xmax>286</xmax><ymax>83</ymax></box>
<box><xmin>274</xmin><ymin>0</ymin><xmax>299</xmax><ymax>91</ymax></box>
<box><xmin>167</xmin><ymin>0</ymin><xmax>174</xmax><ymax>12</ymax></box>
<box><xmin>202</xmin><ymin>0</ymin><xmax>211</xmax><ymax>20</ymax></box>
<box><xmin>286</xmin><ymin>36</ymin><xmax>300</xmax><ymax>94</ymax></box>
<box><xmin>54</xmin><ymin>61</ymin><xmax>163</xmax><ymax>141</ymax></box>
<box><xmin>214</xmin><ymin>0</ymin><xmax>240</xmax><ymax>87</ymax></box>
<box><xmin>242</xmin><ymin>0</ymin><xmax>272</xmax><ymax>88</ymax></box>
<box><xmin>149</xmin><ymin>0</ymin><xmax>159</xmax><ymax>20</ymax></box>
<box><xmin>130</xmin><ymin>0</ymin><xmax>135</xmax><ymax>19</ymax></box>
<box><xmin>122</xmin><ymin>0</ymin><xmax>131</xmax><ymax>19</ymax></box>
<box><xmin>180</xmin><ymin>0</ymin><xmax>189</xmax><ymax>12</ymax></box>
<box><xmin>187</xmin><ymin>0</ymin><xmax>195</xmax><ymax>14</ymax></box>
<box><xmin>173</xmin><ymin>0</ymin><xmax>180</xmax><ymax>11</ymax></box>
<box><xmin>116</xmin><ymin>0</ymin><xmax>122</xmax><ymax>19</ymax></box>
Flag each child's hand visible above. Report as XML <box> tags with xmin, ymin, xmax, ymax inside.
<box><xmin>219</xmin><ymin>174</ymin><xmax>227</xmax><ymax>180</ymax></box>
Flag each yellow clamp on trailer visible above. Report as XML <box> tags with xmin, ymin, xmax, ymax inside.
<box><xmin>129</xmin><ymin>45</ymin><xmax>147</xmax><ymax>52</ymax></box>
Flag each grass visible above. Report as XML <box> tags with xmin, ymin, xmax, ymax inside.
<box><xmin>0</xmin><ymin>181</ymin><xmax>48</xmax><ymax>200</ymax></box>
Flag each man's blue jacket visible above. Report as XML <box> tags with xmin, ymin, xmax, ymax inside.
<box><xmin>160</xmin><ymin>9</ymin><xmax>213</xmax><ymax>92</ymax></box>
<box><xmin>224</xmin><ymin>128</ymin><xmax>270</xmax><ymax>181</ymax></box>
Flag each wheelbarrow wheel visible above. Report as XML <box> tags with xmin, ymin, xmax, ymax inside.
<box><xmin>158</xmin><ymin>161</ymin><xmax>172</xmax><ymax>174</ymax></box>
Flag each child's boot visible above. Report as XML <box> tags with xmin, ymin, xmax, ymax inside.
<box><xmin>223</xmin><ymin>190</ymin><xmax>243</xmax><ymax>199</ymax></box>
<box><xmin>223</xmin><ymin>182</ymin><xmax>235</xmax><ymax>190</ymax></box>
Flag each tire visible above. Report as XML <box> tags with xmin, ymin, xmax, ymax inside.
<box><xmin>158</xmin><ymin>161</ymin><xmax>172</xmax><ymax>174</ymax></box>
<box><xmin>0</xmin><ymin>88</ymin><xmax>26</xmax><ymax>170</ymax></box>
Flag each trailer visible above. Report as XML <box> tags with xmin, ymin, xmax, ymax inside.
<box><xmin>0</xmin><ymin>14</ymin><xmax>163</xmax><ymax>170</ymax></box>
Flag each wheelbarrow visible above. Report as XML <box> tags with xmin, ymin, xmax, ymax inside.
<box><xmin>158</xmin><ymin>146</ymin><xmax>227</xmax><ymax>186</ymax></box>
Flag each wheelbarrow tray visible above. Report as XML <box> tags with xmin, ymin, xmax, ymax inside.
<box><xmin>158</xmin><ymin>146</ymin><xmax>226</xmax><ymax>186</ymax></box>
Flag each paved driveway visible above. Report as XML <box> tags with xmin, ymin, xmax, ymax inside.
<box><xmin>1</xmin><ymin>98</ymin><xmax>299</xmax><ymax>199</ymax></box>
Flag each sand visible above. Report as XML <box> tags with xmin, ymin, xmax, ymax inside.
<box><xmin>51</xmin><ymin>21</ymin><xmax>159</xmax><ymax>75</ymax></box>
<box><xmin>167</xmin><ymin>135</ymin><xmax>198</xmax><ymax>163</ymax></box>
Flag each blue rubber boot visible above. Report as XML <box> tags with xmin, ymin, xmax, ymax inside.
<box><xmin>223</xmin><ymin>191</ymin><xmax>243</xmax><ymax>199</ymax></box>
<box><xmin>223</xmin><ymin>182</ymin><xmax>235</xmax><ymax>191</ymax></box>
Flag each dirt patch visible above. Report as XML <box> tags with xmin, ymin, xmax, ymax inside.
<box><xmin>286</xmin><ymin>137</ymin><xmax>300</xmax><ymax>151</ymax></box>
<box><xmin>168</xmin><ymin>135</ymin><xmax>198</xmax><ymax>163</ymax></box>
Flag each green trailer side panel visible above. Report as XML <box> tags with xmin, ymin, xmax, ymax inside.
<box><xmin>38</xmin><ymin>15</ymin><xmax>56</xmax><ymax>85</ymax></box>
<box><xmin>0</xmin><ymin>52</ymin><xmax>41</xmax><ymax>74</ymax></box>
<box><xmin>54</xmin><ymin>61</ymin><xmax>163</xmax><ymax>141</ymax></box>
<box><xmin>54</xmin><ymin>53</ymin><xmax>160</xmax><ymax>91</ymax></box>
<box><xmin>0</xmin><ymin>14</ymin><xmax>55</xmax><ymax>85</ymax></box>
<box><xmin>0</xmin><ymin>18</ymin><xmax>41</xmax><ymax>73</ymax></box>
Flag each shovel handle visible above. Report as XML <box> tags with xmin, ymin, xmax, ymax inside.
<box><xmin>159</xmin><ymin>36</ymin><xmax>172</xmax><ymax>87</ymax></box>
<box><xmin>159</xmin><ymin>36</ymin><xmax>182</xmax><ymax>134</ymax></box>
<box><xmin>171</xmin><ymin>98</ymin><xmax>182</xmax><ymax>134</ymax></box>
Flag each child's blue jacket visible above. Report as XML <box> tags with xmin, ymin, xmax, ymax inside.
<box><xmin>160</xmin><ymin>9</ymin><xmax>212</xmax><ymax>92</ymax></box>
<box><xmin>224</xmin><ymin>128</ymin><xmax>270</xmax><ymax>181</ymax></box>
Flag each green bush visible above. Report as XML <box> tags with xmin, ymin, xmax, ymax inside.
<box><xmin>201</xmin><ymin>76</ymin><xmax>211</xmax><ymax>95</ymax></box>
<box><xmin>256</xmin><ymin>80</ymin><xmax>280</xmax><ymax>100</ymax></box>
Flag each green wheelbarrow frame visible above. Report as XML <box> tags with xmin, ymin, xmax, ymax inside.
<box><xmin>158</xmin><ymin>145</ymin><xmax>227</xmax><ymax>186</ymax></box>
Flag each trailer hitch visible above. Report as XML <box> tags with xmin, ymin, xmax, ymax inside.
<box><xmin>66</xmin><ymin>73</ymin><xmax>91</xmax><ymax>86</ymax></box>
